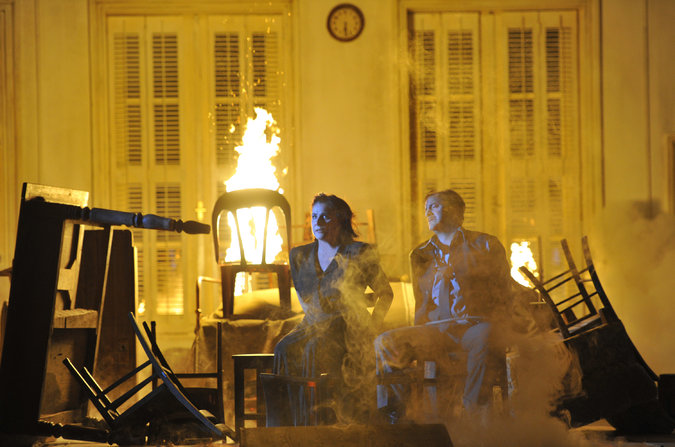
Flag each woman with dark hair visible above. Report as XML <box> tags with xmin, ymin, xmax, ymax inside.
<box><xmin>272</xmin><ymin>193</ymin><xmax>393</xmax><ymax>425</ymax></box>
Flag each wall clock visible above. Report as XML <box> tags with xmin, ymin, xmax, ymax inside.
<box><xmin>327</xmin><ymin>3</ymin><xmax>365</xmax><ymax>42</ymax></box>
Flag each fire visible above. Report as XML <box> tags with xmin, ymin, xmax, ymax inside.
<box><xmin>510</xmin><ymin>241</ymin><xmax>538</xmax><ymax>286</ymax></box>
<box><xmin>223</xmin><ymin>108</ymin><xmax>284</xmax><ymax>293</ymax></box>
<box><xmin>225</xmin><ymin>107</ymin><xmax>282</xmax><ymax>193</ymax></box>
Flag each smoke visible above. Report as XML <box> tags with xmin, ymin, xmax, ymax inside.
<box><xmin>328</xmin><ymin>236</ymin><xmax>600</xmax><ymax>446</ymax></box>
<box><xmin>402</xmin><ymin>325</ymin><xmax>593</xmax><ymax>447</ymax></box>
<box><xmin>588</xmin><ymin>201</ymin><xmax>675</xmax><ymax>374</ymax></box>
<box><xmin>330</xmin><ymin>243</ymin><xmax>392</xmax><ymax>424</ymax></box>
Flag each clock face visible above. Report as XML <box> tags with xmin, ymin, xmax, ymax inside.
<box><xmin>327</xmin><ymin>4</ymin><xmax>365</xmax><ymax>42</ymax></box>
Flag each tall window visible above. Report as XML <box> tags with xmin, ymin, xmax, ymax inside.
<box><xmin>410</xmin><ymin>10</ymin><xmax>580</xmax><ymax>275</ymax></box>
<box><xmin>108</xmin><ymin>14</ymin><xmax>288</xmax><ymax>326</ymax></box>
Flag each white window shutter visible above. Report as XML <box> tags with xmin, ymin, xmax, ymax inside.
<box><xmin>109</xmin><ymin>17</ymin><xmax>149</xmax><ymax>310</ymax></box>
<box><xmin>208</xmin><ymin>15</ymin><xmax>284</xmax><ymax>199</ymax></box>
<box><xmin>147</xmin><ymin>17</ymin><xmax>185</xmax><ymax>316</ymax></box>
<box><xmin>443</xmin><ymin>13</ymin><xmax>481</xmax><ymax>230</ymax></box>
<box><xmin>111</xmin><ymin>31</ymin><xmax>143</xmax><ymax>168</ymax></box>
<box><xmin>114</xmin><ymin>182</ymin><xmax>145</xmax><ymax>304</ymax></box>
<box><xmin>214</xmin><ymin>29</ymin><xmax>242</xmax><ymax>174</ymax></box>
<box><xmin>108</xmin><ymin>16</ymin><xmax>188</xmax><ymax>318</ymax></box>
<box><xmin>500</xmin><ymin>11</ymin><xmax>580</xmax><ymax>273</ymax></box>
<box><xmin>410</xmin><ymin>9</ymin><xmax>581</xmax><ymax>273</ymax></box>
<box><xmin>154</xmin><ymin>183</ymin><xmax>183</xmax><ymax>315</ymax></box>
<box><xmin>412</xmin><ymin>13</ymin><xmax>481</xmax><ymax>233</ymax></box>
<box><xmin>105</xmin><ymin>10</ymin><xmax>290</xmax><ymax>329</ymax></box>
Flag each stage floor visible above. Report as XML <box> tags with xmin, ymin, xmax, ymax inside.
<box><xmin>28</xmin><ymin>420</ymin><xmax>675</xmax><ymax>447</ymax></box>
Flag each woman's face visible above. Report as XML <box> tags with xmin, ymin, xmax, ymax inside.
<box><xmin>311</xmin><ymin>202</ymin><xmax>341</xmax><ymax>244</ymax></box>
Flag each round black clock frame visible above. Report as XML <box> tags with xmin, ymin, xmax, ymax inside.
<box><xmin>326</xmin><ymin>3</ymin><xmax>365</xmax><ymax>42</ymax></box>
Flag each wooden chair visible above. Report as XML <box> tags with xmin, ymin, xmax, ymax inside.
<box><xmin>579</xmin><ymin>235</ymin><xmax>618</xmax><ymax>321</ymax></box>
<box><xmin>259</xmin><ymin>372</ymin><xmax>335</xmax><ymax>426</ymax></box>
<box><xmin>520</xmin><ymin>237</ymin><xmax>674</xmax><ymax>433</ymax></box>
<box><xmin>144</xmin><ymin>320</ymin><xmax>229</xmax><ymax>430</ymax></box>
<box><xmin>519</xmin><ymin>238</ymin><xmax>608</xmax><ymax>339</ymax></box>
<box><xmin>233</xmin><ymin>353</ymin><xmax>275</xmax><ymax>432</ymax></box>
<box><xmin>64</xmin><ymin>313</ymin><xmax>231</xmax><ymax>445</ymax></box>
<box><xmin>577</xmin><ymin>236</ymin><xmax>656</xmax><ymax>380</ymax></box>
<box><xmin>376</xmin><ymin>347</ymin><xmax>512</xmax><ymax>422</ymax></box>
<box><xmin>211</xmin><ymin>189</ymin><xmax>292</xmax><ymax>318</ymax></box>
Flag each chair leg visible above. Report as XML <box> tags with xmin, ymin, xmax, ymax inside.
<box><xmin>215</xmin><ymin>322</ymin><xmax>225</xmax><ymax>425</ymax></box>
<box><xmin>276</xmin><ymin>269</ymin><xmax>291</xmax><ymax>311</ymax></box>
<box><xmin>220</xmin><ymin>267</ymin><xmax>237</xmax><ymax>318</ymax></box>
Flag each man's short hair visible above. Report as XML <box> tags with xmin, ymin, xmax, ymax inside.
<box><xmin>425</xmin><ymin>189</ymin><xmax>466</xmax><ymax>221</ymax></box>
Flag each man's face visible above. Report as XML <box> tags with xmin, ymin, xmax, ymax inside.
<box><xmin>425</xmin><ymin>194</ymin><xmax>460</xmax><ymax>233</ymax></box>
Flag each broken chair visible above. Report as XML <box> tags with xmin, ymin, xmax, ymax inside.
<box><xmin>520</xmin><ymin>237</ymin><xmax>675</xmax><ymax>434</ymax></box>
<box><xmin>64</xmin><ymin>313</ymin><xmax>231</xmax><ymax>445</ymax></box>
<box><xmin>519</xmin><ymin>238</ymin><xmax>612</xmax><ymax>338</ymax></box>
<box><xmin>143</xmin><ymin>320</ymin><xmax>228</xmax><ymax>431</ymax></box>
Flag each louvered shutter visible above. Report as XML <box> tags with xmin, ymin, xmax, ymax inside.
<box><xmin>109</xmin><ymin>17</ymin><xmax>189</xmax><ymax>318</ymax></box>
<box><xmin>209</xmin><ymin>15</ymin><xmax>284</xmax><ymax>200</ymax></box>
<box><xmin>412</xmin><ymin>14</ymin><xmax>439</xmax><ymax>212</ymax></box>
<box><xmin>499</xmin><ymin>11</ymin><xmax>579</xmax><ymax>273</ymax></box>
<box><xmin>443</xmin><ymin>14</ymin><xmax>481</xmax><ymax>230</ymax></box>
<box><xmin>105</xmin><ymin>12</ymin><xmax>289</xmax><ymax>328</ymax></box>
<box><xmin>207</xmin><ymin>15</ymin><xmax>285</xmax><ymax>293</ymax></box>
<box><xmin>208</xmin><ymin>15</ymin><xmax>284</xmax><ymax>196</ymax></box>
<box><xmin>410</xmin><ymin>9</ymin><xmax>581</xmax><ymax>274</ymax></box>
<box><xmin>109</xmin><ymin>18</ymin><xmax>147</xmax><ymax>311</ymax></box>
<box><xmin>412</xmin><ymin>13</ymin><xmax>481</xmax><ymax>237</ymax></box>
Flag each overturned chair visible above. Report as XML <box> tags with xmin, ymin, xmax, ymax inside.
<box><xmin>64</xmin><ymin>313</ymin><xmax>233</xmax><ymax>445</ymax></box>
<box><xmin>520</xmin><ymin>236</ymin><xmax>675</xmax><ymax>434</ymax></box>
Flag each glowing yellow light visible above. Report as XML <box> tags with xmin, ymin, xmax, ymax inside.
<box><xmin>223</xmin><ymin>108</ymin><xmax>284</xmax><ymax>295</ymax></box>
<box><xmin>510</xmin><ymin>241</ymin><xmax>538</xmax><ymax>286</ymax></box>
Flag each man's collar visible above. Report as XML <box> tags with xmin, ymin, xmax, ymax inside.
<box><xmin>421</xmin><ymin>227</ymin><xmax>466</xmax><ymax>251</ymax></box>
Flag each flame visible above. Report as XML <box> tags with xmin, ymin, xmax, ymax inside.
<box><xmin>510</xmin><ymin>241</ymin><xmax>538</xmax><ymax>286</ymax></box>
<box><xmin>223</xmin><ymin>108</ymin><xmax>284</xmax><ymax>294</ymax></box>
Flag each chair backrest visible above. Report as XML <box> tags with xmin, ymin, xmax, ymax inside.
<box><xmin>211</xmin><ymin>189</ymin><xmax>292</xmax><ymax>265</ymax></box>
<box><xmin>63</xmin><ymin>354</ymin><xmax>156</xmax><ymax>430</ymax></box>
<box><xmin>127</xmin><ymin>313</ymin><xmax>225</xmax><ymax>438</ymax></box>
<box><xmin>580</xmin><ymin>235</ymin><xmax>617</xmax><ymax>320</ymax></box>
<box><xmin>579</xmin><ymin>237</ymin><xmax>657</xmax><ymax>380</ymax></box>
<box><xmin>519</xmin><ymin>238</ymin><xmax>603</xmax><ymax>339</ymax></box>
<box><xmin>64</xmin><ymin>314</ymin><xmax>228</xmax><ymax>442</ymax></box>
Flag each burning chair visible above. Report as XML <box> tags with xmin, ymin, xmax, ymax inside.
<box><xmin>207</xmin><ymin>188</ymin><xmax>300</xmax><ymax>436</ymax></box>
<box><xmin>211</xmin><ymin>188</ymin><xmax>293</xmax><ymax>318</ymax></box>
<box><xmin>520</xmin><ymin>236</ymin><xmax>675</xmax><ymax>434</ymax></box>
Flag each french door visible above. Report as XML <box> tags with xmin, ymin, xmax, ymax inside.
<box><xmin>107</xmin><ymin>13</ymin><xmax>288</xmax><ymax>329</ymax></box>
<box><xmin>410</xmin><ymin>9</ymin><xmax>581</xmax><ymax>276</ymax></box>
